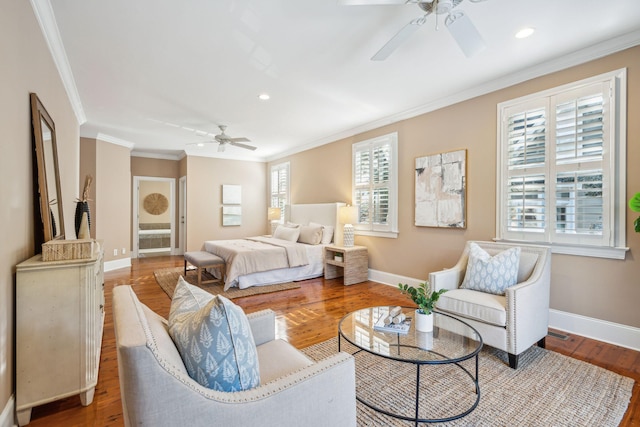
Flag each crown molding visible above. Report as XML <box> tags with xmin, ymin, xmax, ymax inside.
<box><xmin>267</xmin><ymin>29</ymin><xmax>640</xmax><ymax>163</ymax></box>
<box><xmin>96</xmin><ymin>133</ymin><xmax>135</xmax><ymax>149</ymax></box>
<box><xmin>29</xmin><ymin>0</ymin><xmax>86</xmax><ymax>125</ymax></box>
<box><xmin>131</xmin><ymin>151</ymin><xmax>184</xmax><ymax>161</ymax></box>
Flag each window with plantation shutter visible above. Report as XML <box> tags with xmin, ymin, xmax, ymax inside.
<box><xmin>352</xmin><ymin>133</ymin><xmax>398</xmax><ymax>237</ymax></box>
<box><xmin>270</xmin><ymin>162</ymin><xmax>289</xmax><ymax>222</ymax></box>
<box><xmin>497</xmin><ymin>69</ymin><xmax>627</xmax><ymax>259</ymax></box>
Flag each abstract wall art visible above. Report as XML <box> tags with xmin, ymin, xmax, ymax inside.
<box><xmin>415</xmin><ymin>149</ymin><xmax>466</xmax><ymax>228</ymax></box>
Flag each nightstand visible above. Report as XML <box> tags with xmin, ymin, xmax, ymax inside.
<box><xmin>324</xmin><ymin>245</ymin><xmax>368</xmax><ymax>285</ymax></box>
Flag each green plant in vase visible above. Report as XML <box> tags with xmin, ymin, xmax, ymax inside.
<box><xmin>397</xmin><ymin>281</ymin><xmax>446</xmax><ymax>315</ymax></box>
<box><xmin>630</xmin><ymin>193</ymin><xmax>640</xmax><ymax>233</ymax></box>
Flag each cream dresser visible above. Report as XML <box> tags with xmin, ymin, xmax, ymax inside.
<box><xmin>15</xmin><ymin>241</ymin><xmax>104</xmax><ymax>426</ymax></box>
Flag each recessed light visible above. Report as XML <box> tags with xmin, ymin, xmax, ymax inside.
<box><xmin>515</xmin><ymin>27</ymin><xmax>535</xmax><ymax>39</ymax></box>
<box><xmin>258</xmin><ymin>93</ymin><xmax>270</xmax><ymax>101</ymax></box>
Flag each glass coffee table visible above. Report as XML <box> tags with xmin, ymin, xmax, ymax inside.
<box><xmin>338</xmin><ymin>307</ymin><xmax>482</xmax><ymax>425</ymax></box>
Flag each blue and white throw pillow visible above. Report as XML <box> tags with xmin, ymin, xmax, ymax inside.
<box><xmin>168</xmin><ymin>277</ymin><xmax>260</xmax><ymax>391</ymax></box>
<box><xmin>460</xmin><ymin>243</ymin><xmax>521</xmax><ymax>295</ymax></box>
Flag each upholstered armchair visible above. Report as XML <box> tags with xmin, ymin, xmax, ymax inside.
<box><xmin>112</xmin><ymin>285</ymin><xmax>356</xmax><ymax>427</ymax></box>
<box><xmin>430</xmin><ymin>241</ymin><xmax>551</xmax><ymax>369</ymax></box>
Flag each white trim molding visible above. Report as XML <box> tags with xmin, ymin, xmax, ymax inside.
<box><xmin>369</xmin><ymin>268</ymin><xmax>640</xmax><ymax>352</ymax></box>
<box><xmin>0</xmin><ymin>395</ymin><xmax>16</xmax><ymax>427</ymax></box>
<box><xmin>29</xmin><ymin>0</ymin><xmax>86</xmax><ymax>125</ymax></box>
<box><xmin>549</xmin><ymin>309</ymin><xmax>640</xmax><ymax>352</ymax></box>
<box><xmin>104</xmin><ymin>257</ymin><xmax>131</xmax><ymax>272</ymax></box>
<box><xmin>96</xmin><ymin>133</ymin><xmax>135</xmax><ymax>149</ymax></box>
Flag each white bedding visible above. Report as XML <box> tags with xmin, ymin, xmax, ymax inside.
<box><xmin>203</xmin><ymin>237</ymin><xmax>323</xmax><ymax>290</ymax></box>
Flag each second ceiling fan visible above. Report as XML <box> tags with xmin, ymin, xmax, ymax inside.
<box><xmin>342</xmin><ymin>0</ymin><xmax>488</xmax><ymax>61</ymax></box>
<box><xmin>197</xmin><ymin>125</ymin><xmax>257</xmax><ymax>152</ymax></box>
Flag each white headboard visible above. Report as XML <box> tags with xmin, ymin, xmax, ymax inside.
<box><xmin>286</xmin><ymin>203</ymin><xmax>346</xmax><ymax>244</ymax></box>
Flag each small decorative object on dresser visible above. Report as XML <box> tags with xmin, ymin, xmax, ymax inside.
<box><xmin>75</xmin><ymin>174</ymin><xmax>93</xmax><ymax>239</ymax></box>
<box><xmin>398</xmin><ymin>281</ymin><xmax>446</xmax><ymax>332</ymax></box>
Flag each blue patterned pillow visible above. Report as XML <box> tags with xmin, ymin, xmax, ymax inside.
<box><xmin>460</xmin><ymin>243</ymin><xmax>521</xmax><ymax>295</ymax></box>
<box><xmin>168</xmin><ymin>277</ymin><xmax>260</xmax><ymax>391</ymax></box>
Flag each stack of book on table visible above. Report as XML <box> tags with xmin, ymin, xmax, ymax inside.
<box><xmin>374</xmin><ymin>306</ymin><xmax>412</xmax><ymax>335</ymax></box>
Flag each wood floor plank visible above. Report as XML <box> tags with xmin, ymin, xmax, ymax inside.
<box><xmin>23</xmin><ymin>255</ymin><xmax>639</xmax><ymax>426</ymax></box>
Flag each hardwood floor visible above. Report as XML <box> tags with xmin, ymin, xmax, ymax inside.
<box><xmin>25</xmin><ymin>255</ymin><xmax>639</xmax><ymax>426</ymax></box>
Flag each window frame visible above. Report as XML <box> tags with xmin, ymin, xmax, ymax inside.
<box><xmin>496</xmin><ymin>68</ymin><xmax>627</xmax><ymax>259</ymax></box>
<box><xmin>352</xmin><ymin>132</ymin><xmax>399</xmax><ymax>238</ymax></box>
<box><xmin>270</xmin><ymin>161</ymin><xmax>290</xmax><ymax>223</ymax></box>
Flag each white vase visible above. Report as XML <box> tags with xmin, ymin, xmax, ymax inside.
<box><xmin>415</xmin><ymin>330</ymin><xmax>434</xmax><ymax>350</ymax></box>
<box><xmin>414</xmin><ymin>310</ymin><xmax>433</xmax><ymax>332</ymax></box>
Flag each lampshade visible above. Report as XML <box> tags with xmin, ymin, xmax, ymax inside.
<box><xmin>339</xmin><ymin>206</ymin><xmax>358</xmax><ymax>225</ymax></box>
<box><xmin>267</xmin><ymin>207</ymin><xmax>281</xmax><ymax>221</ymax></box>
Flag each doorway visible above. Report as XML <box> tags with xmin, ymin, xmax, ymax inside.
<box><xmin>178</xmin><ymin>176</ymin><xmax>187</xmax><ymax>255</ymax></box>
<box><xmin>133</xmin><ymin>176</ymin><xmax>175</xmax><ymax>258</ymax></box>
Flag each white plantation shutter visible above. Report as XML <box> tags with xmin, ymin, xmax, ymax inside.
<box><xmin>498</xmin><ymin>70</ymin><xmax>626</xmax><ymax>257</ymax></box>
<box><xmin>353</xmin><ymin>133</ymin><xmax>398</xmax><ymax>236</ymax></box>
<box><xmin>270</xmin><ymin>162</ymin><xmax>289</xmax><ymax>222</ymax></box>
<box><xmin>551</xmin><ymin>83</ymin><xmax>609</xmax><ymax>245</ymax></box>
<box><xmin>504</xmin><ymin>103</ymin><xmax>547</xmax><ymax>235</ymax></box>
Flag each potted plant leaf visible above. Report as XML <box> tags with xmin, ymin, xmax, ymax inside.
<box><xmin>398</xmin><ymin>281</ymin><xmax>446</xmax><ymax>332</ymax></box>
<box><xmin>630</xmin><ymin>192</ymin><xmax>640</xmax><ymax>233</ymax></box>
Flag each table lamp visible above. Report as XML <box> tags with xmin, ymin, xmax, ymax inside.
<box><xmin>339</xmin><ymin>205</ymin><xmax>358</xmax><ymax>247</ymax></box>
<box><xmin>267</xmin><ymin>207</ymin><xmax>281</xmax><ymax>234</ymax></box>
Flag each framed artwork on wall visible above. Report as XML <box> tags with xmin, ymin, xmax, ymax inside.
<box><xmin>222</xmin><ymin>184</ymin><xmax>242</xmax><ymax>205</ymax></box>
<box><xmin>415</xmin><ymin>149</ymin><xmax>466</xmax><ymax>228</ymax></box>
<box><xmin>222</xmin><ymin>206</ymin><xmax>242</xmax><ymax>226</ymax></box>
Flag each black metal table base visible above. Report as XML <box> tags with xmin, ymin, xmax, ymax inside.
<box><xmin>340</xmin><ymin>335</ymin><xmax>480</xmax><ymax>426</ymax></box>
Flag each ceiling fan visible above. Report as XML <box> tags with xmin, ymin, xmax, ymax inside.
<box><xmin>341</xmin><ymin>0</ymin><xmax>488</xmax><ymax>61</ymax></box>
<box><xmin>192</xmin><ymin>125</ymin><xmax>257</xmax><ymax>152</ymax></box>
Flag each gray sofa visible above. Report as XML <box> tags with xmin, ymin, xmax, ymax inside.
<box><xmin>112</xmin><ymin>285</ymin><xmax>356</xmax><ymax>426</ymax></box>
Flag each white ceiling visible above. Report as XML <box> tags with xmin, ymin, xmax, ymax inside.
<box><xmin>42</xmin><ymin>0</ymin><xmax>640</xmax><ymax>161</ymax></box>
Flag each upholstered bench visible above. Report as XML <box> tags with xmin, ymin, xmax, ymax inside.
<box><xmin>184</xmin><ymin>251</ymin><xmax>225</xmax><ymax>286</ymax></box>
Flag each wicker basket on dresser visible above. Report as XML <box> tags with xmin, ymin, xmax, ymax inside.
<box><xmin>15</xmin><ymin>241</ymin><xmax>104</xmax><ymax>426</ymax></box>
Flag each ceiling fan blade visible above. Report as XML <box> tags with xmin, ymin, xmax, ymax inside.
<box><xmin>445</xmin><ymin>10</ymin><xmax>486</xmax><ymax>58</ymax></box>
<box><xmin>229</xmin><ymin>141</ymin><xmax>258</xmax><ymax>151</ymax></box>
<box><xmin>371</xmin><ymin>16</ymin><xmax>426</xmax><ymax>61</ymax></box>
<box><xmin>229</xmin><ymin>137</ymin><xmax>250</xmax><ymax>143</ymax></box>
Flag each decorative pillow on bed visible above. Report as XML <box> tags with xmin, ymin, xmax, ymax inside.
<box><xmin>298</xmin><ymin>224</ymin><xmax>323</xmax><ymax>245</ymax></box>
<box><xmin>309</xmin><ymin>222</ymin><xmax>334</xmax><ymax>245</ymax></box>
<box><xmin>168</xmin><ymin>277</ymin><xmax>260</xmax><ymax>392</ymax></box>
<box><xmin>273</xmin><ymin>224</ymin><xmax>300</xmax><ymax>242</ymax></box>
<box><xmin>460</xmin><ymin>243</ymin><xmax>521</xmax><ymax>295</ymax></box>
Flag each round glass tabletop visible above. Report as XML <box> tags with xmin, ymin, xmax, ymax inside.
<box><xmin>338</xmin><ymin>306</ymin><xmax>482</xmax><ymax>364</ymax></box>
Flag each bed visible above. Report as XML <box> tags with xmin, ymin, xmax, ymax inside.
<box><xmin>203</xmin><ymin>203</ymin><xmax>345</xmax><ymax>290</ymax></box>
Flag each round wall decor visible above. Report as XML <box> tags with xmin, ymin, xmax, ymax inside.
<box><xmin>143</xmin><ymin>193</ymin><xmax>169</xmax><ymax>215</ymax></box>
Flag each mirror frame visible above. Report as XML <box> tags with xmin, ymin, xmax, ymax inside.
<box><xmin>30</xmin><ymin>93</ymin><xmax>65</xmax><ymax>243</ymax></box>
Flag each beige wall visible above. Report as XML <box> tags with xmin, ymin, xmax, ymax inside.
<box><xmin>96</xmin><ymin>140</ymin><xmax>132</xmax><ymax>261</ymax></box>
<box><xmin>186</xmin><ymin>156</ymin><xmax>267</xmax><ymax>250</ymax></box>
<box><xmin>270</xmin><ymin>46</ymin><xmax>640</xmax><ymax>329</ymax></box>
<box><xmin>1</xmin><ymin>0</ymin><xmax>80</xmax><ymax>418</ymax></box>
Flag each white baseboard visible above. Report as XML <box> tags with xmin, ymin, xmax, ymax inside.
<box><xmin>0</xmin><ymin>395</ymin><xmax>16</xmax><ymax>427</ymax></box>
<box><xmin>104</xmin><ymin>257</ymin><xmax>131</xmax><ymax>272</ymax></box>
<box><xmin>368</xmin><ymin>268</ymin><xmax>640</xmax><ymax>352</ymax></box>
<box><xmin>549</xmin><ymin>309</ymin><xmax>640</xmax><ymax>351</ymax></box>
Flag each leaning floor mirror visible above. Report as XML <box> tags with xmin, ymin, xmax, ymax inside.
<box><xmin>31</xmin><ymin>93</ymin><xmax>65</xmax><ymax>246</ymax></box>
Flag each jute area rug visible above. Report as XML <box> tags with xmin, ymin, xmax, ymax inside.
<box><xmin>302</xmin><ymin>337</ymin><xmax>634</xmax><ymax>426</ymax></box>
<box><xmin>153</xmin><ymin>267</ymin><xmax>300</xmax><ymax>299</ymax></box>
